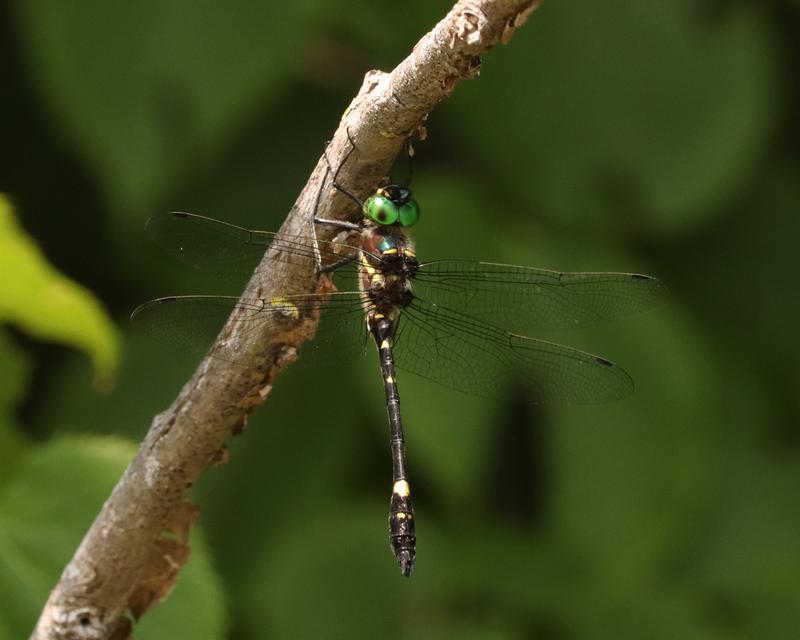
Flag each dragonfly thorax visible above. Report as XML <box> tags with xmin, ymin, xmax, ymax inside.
<box><xmin>359</xmin><ymin>228</ymin><xmax>417</xmax><ymax>316</ymax></box>
<box><xmin>361</xmin><ymin>228</ymin><xmax>419</xmax><ymax>277</ymax></box>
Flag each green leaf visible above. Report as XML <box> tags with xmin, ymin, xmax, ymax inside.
<box><xmin>684</xmin><ymin>457</ymin><xmax>800</xmax><ymax>637</ymax></box>
<box><xmin>27</xmin><ymin>329</ymin><xmax>201</xmax><ymax>440</ymax></box>
<box><xmin>17</xmin><ymin>0</ymin><xmax>326</xmax><ymax>214</ymax></box>
<box><xmin>451</xmin><ymin>0</ymin><xmax>774</xmax><ymax>234</ymax></box>
<box><xmin>0</xmin><ymin>333</ymin><xmax>30</xmax><ymax>485</ymax></box>
<box><xmin>670</xmin><ymin>163</ymin><xmax>800</xmax><ymax>369</ymax></box>
<box><xmin>135</xmin><ymin>532</ymin><xmax>227</xmax><ymax>640</ymax></box>
<box><xmin>0</xmin><ymin>195</ymin><xmax>118</xmax><ymax>382</ymax></box>
<box><xmin>553</xmin><ymin>307</ymin><xmax>722</xmax><ymax>579</ymax></box>
<box><xmin>0</xmin><ymin>436</ymin><xmax>226</xmax><ymax>639</ymax></box>
<box><xmin>0</xmin><ymin>437</ymin><xmax>134</xmax><ymax>635</ymax></box>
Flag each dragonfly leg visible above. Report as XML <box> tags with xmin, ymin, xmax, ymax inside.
<box><xmin>317</xmin><ymin>254</ymin><xmax>357</xmax><ymax>275</ymax></box>
<box><xmin>313</xmin><ymin>217</ymin><xmax>362</xmax><ymax>231</ymax></box>
<box><xmin>324</xmin><ymin>127</ymin><xmax>363</xmax><ymax>209</ymax></box>
<box><xmin>311</xmin><ymin>130</ymin><xmax>366</xmax><ymax>273</ymax></box>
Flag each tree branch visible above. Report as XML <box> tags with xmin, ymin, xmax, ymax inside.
<box><xmin>31</xmin><ymin>1</ymin><xmax>541</xmax><ymax>637</ymax></box>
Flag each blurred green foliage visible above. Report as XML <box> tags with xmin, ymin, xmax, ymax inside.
<box><xmin>0</xmin><ymin>437</ymin><xmax>225</xmax><ymax>639</ymax></box>
<box><xmin>1</xmin><ymin>0</ymin><xmax>798</xmax><ymax>638</ymax></box>
<box><xmin>0</xmin><ymin>196</ymin><xmax>117</xmax><ymax>382</ymax></box>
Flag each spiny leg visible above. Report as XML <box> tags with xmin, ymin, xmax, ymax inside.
<box><xmin>321</xmin><ymin>127</ymin><xmax>362</xmax><ymax>210</ymax></box>
<box><xmin>371</xmin><ymin>312</ymin><xmax>416</xmax><ymax>576</ymax></box>
<box><xmin>312</xmin><ymin>130</ymin><xmax>364</xmax><ymax>274</ymax></box>
<box><xmin>318</xmin><ymin>254</ymin><xmax>357</xmax><ymax>275</ymax></box>
<box><xmin>329</xmin><ymin>127</ymin><xmax>364</xmax><ymax>208</ymax></box>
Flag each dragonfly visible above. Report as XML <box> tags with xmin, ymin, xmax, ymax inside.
<box><xmin>132</xmin><ymin>176</ymin><xmax>661</xmax><ymax>577</ymax></box>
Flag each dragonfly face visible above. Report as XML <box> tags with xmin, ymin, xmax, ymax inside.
<box><xmin>362</xmin><ymin>184</ymin><xmax>420</xmax><ymax>228</ymax></box>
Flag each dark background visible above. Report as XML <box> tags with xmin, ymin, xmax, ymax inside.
<box><xmin>1</xmin><ymin>1</ymin><xmax>798</xmax><ymax>638</ymax></box>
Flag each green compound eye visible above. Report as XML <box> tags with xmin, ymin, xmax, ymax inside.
<box><xmin>364</xmin><ymin>195</ymin><xmax>399</xmax><ymax>226</ymax></box>
<box><xmin>398</xmin><ymin>200</ymin><xmax>420</xmax><ymax>227</ymax></box>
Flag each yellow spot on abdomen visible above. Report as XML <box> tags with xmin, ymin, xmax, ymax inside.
<box><xmin>392</xmin><ymin>480</ymin><xmax>410</xmax><ymax>497</ymax></box>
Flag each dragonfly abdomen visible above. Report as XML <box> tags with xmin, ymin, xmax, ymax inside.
<box><xmin>370</xmin><ymin>312</ymin><xmax>416</xmax><ymax>577</ymax></box>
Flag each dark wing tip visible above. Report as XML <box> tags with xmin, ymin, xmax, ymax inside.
<box><xmin>584</xmin><ymin>354</ymin><xmax>635</xmax><ymax>403</ymax></box>
<box><xmin>630</xmin><ymin>273</ymin><xmax>667</xmax><ymax>292</ymax></box>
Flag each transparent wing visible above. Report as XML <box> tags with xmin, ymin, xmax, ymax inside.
<box><xmin>130</xmin><ymin>291</ymin><xmax>370</xmax><ymax>365</ymax></box>
<box><xmin>393</xmin><ymin>297</ymin><xmax>633</xmax><ymax>404</ymax></box>
<box><xmin>146</xmin><ymin>212</ymin><xmax>370</xmax><ymax>285</ymax></box>
<box><xmin>413</xmin><ymin>260</ymin><xmax>663</xmax><ymax>332</ymax></box>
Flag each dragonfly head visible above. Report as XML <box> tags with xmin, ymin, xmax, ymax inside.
<box><xmin>363</xmin><ymin>184</ymin><xmax>420</xmax><ymax>228</ymax></box>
